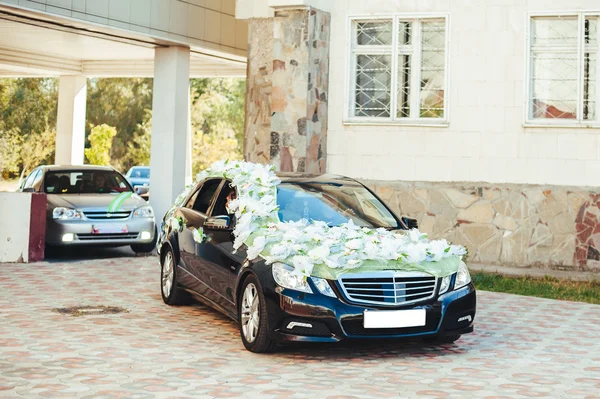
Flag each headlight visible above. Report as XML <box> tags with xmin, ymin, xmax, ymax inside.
<box><xmin>52</xmin><ymin>207</ymin><xmax>81</xmax><ymax>220</ymax></box>
<box><xmin>454</xmin><ymin>261</ymin><xmax>472</xmax><ymax>289</ymax></box>
<box><xmin>311</xmin><ymin>277</ymin><xmax>336</xmax><ymax>298</ymax></box>
<box><xmin>439</xmin><ymin>275</ymin><xmax>452</xmax><ymax>294</ymax></box>
<box><xmin>272</xmin><ymin>263</ymin><xmax>312</xmax><ymax>293</ymax></box>
<box><xmin>133</xmin><ymin>205</ymin><xmax>154</xmax><ymax>218</ymax></box>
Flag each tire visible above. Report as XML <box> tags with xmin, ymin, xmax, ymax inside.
<box><xmin>160</xmin><ymin>248</ymin><xmax>190</xmax><ymax>305</ymax></box>
<box><xmin>238</xmin><ymin>275</ymin><xmax>278</xmax><ymax>353</ymax></box>
<box><xmin>423</xmin><ymin>334</ymin><xmax>462</xmax><ymax>344</ymax></box>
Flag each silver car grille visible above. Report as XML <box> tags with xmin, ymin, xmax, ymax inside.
<box><xmin>83</xmin><ymin>211</ymin><xmax>131</xmax><ymax>220</ymax></box>
<box><xmin>338</xmin><ymin>272</ymin><xmax>438</xmax><ymax>306</ymax></box>
<box><xmin>77</xmin><ymin>233</ymin><xmax>139</xmax><ymax>241</ymax></box>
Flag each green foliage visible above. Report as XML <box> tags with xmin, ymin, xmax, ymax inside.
<box><xmin>0</xmin><ymin>128</ymin><xmax>22</xmax><ymax>175</ymax></box>
<box><xmin>20</xmin><ymin>129</ymin><xmax>56</xmax><ymax>174</ymax></box>
<box><xmin>0</xmin><ymin>77</ymin><xmax>245</xmax><ymax>178</ymax></box>
<box><xmin>126</xmin><ymin>110</ymin><xmax>152</xmax><ymax>167</ymax></box>
<box><xmin>190</xmin><ymin>78</ymin><xmax>245</xmax><ymax>174</ymax></box>
<box><xmin>86</xmin><ymin>78</ymin><xmax>153</xmax><ymax>171</ymax></box>
<box><xmin>0</xmin><ymin>78</ymin><xmax>58</xmax><ymax>178</ymax></box>
<box><xmin>85</xmin><ymin>124</ymin><xmax>117</xmax><ymax>166</ymax></box>
<box><xmin>472</xmin><ymin>272</ymin><xmax>600</xmax><ymax>304</ymax></box>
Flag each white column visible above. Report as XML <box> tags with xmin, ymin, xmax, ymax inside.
<box><xmin>149</xmin><ymin>46</ymin><xmax>191</xmax><ymax>221</ymax></box>
<box><xmin>185</xmin><ymin>88</ymin><xmax>193</xmax><ymax>186</ymax></box>
<box><xmin>55</xmin><ymin>75</ymin><xmax>86</xmax><ymax>165</ymax></box>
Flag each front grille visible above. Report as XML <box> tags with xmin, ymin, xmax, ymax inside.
<box><xmin>341</xmin><ymin>309</ymin><xmax>441</xmax><ymax>336</ymax></box>
<box><xmin>77</xmin><ymin>233</ymin><xmax>139</xmax><ymax>241</ymax></box>
<box><xmin>83</xmin><ymin>211</ymin><xmax>131</xmax><ymax>220</ymax></box>
<box><xmin>338</xmin><ymin>272</ymin><xmax>438</xmax><ymax>306</ymax></box>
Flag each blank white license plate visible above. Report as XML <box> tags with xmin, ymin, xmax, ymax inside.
<box><xmin>363</xmin><ymin>309</ymin><xmax>426</xmax><ymax>329</ymax></box>
<box><xmin>92</xmin><ymin>225</ymin><xmax>128</xmax><ymax>234</ymax></box>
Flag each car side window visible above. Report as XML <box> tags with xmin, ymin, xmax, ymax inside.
<box><xmin>211</xmin><ymin>181</ymin><xmax>237</xmax><ymax>216</ymax></box>
<box><xmin>191</xmin><ymin>179</ymin><xmax>222</xmax><ymax>214</ymax></box>
<box><xmin>32</xmin><ymin>170</ymin><xmax>44</xmax><ymax>191</ymax></box>
<box><xmin>22</xmin><ymin>169</ymin><xmax>39</xmax><ymax>190</ymax></box>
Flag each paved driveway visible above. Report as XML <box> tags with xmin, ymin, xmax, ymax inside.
<box><xmin>1</xmin><ymin>256</ymin><xmax>599</xmax><ymax>399</ymax></box>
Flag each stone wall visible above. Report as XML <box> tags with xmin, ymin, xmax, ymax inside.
<box><xmin>365</xmin><ymin>180</ymin><xmax>600</xmax><ymax>272</ymax></box>
<box><xmin>244</xmin><ymin>8</ymin><xmax>330</xmax><ymax>173</ymax></box>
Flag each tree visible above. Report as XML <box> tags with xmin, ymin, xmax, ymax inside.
<box><xmin>190</xmin><ymin>78</ymin><xmax>245</xmax><ymax>175</ymax></box>
<box><xmin>85</xmin><ymin>124</ymin><xmax>117</xmax><ymax>166</ymax></box>
<box><xmin>86</xmin><ymin>78</ymin><xmax>153</xmax><ymax>171</ymax></box>
<box><xmin>0</xmin><ymin>127</ymin><xmax>22</xmax><ymax>177</ymax></box>
<box><xmin>126</xmin><ymin>110</ymin><xmax>152</xmax><ymax>167</ymax></box>
<box><xmin>0</xmin><ymin>78</ymin><xmax>58</xmax><ymax>177</ymax></box>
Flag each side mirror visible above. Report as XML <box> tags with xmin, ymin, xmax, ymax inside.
<box><xmin>135</xmin><ymin>186</ymin><xmax>149</xmax><ymax>195</ymax></box>
<box><xmin>22</xmin><ymin>188</ymin><xmax>35</xmax><ymax>193</ymax></box>
<box><xmin>204</xmin><ymin>215</ymin><xmax>231</xmax><ymax>230</ymax></box>
<box><xmin>401</xmin><ymin>216</ymin><xmax>418</xmax><ymax>230</ymax></box>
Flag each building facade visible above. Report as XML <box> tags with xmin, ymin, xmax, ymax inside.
<box><xmin>242</xmin><ymin>0</ymin><xmax>600</xmax><ymax>273</ymax></box>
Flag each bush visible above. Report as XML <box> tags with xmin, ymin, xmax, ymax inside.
<box><xmin>85</xmin><ymin>124</ymin><xmax>117</xmax><ymax>166</ymax></box>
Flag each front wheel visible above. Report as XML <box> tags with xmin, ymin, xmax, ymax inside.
<box><xmin>160</xmin><ymin>248</ymin><xmax>190</xmax><ymax>305</ymax></box>
<box><xmin>238</xmin><ymin>275</ymin><xmax>277</xmax><ymax>353</ymax></box>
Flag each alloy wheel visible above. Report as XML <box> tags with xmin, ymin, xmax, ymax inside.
<box><xmin>162</xmin><ymin>252</ymin><xmax>174</xmax><ymax>299</ymax></box>
<box><xmin>241</xmin><ymin>283</ymin><xmax>260</xmax><ymax>343</ymax></box>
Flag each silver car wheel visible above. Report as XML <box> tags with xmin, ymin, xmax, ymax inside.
<box><xmin>241</xmin><ymin>283</ymin><xmax>259</xmax><ymax>343</ymax></box>
<box><xmin>162</xmin><ymin>252</ymin><xmax>174</xmax><ymax>298</ymax></box>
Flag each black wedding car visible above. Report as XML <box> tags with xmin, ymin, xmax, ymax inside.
<box><xmin>157</xmin><ymin>174</ymin><xmax>476</xmax><ymax>352</ymax></box>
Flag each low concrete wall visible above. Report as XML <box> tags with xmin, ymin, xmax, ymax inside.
<box><xmin>364</xmin><ymin>180</ymin><xmax>600</xmax><ymax>273</ymax></box>
<box><xmin>0</xmin><ymin>193</ymin><xmax>46</xmax><ymax>263</ymax></box>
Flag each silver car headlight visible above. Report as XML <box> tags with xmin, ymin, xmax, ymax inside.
<box><xmin>439</xmin><ymin>275</ymin><xmax>452</xmax><ymax>294</ymax></box>
<box><xmin>272</xmin><ymin>263</ymin><xmax>312</xmax><ymax>293</ymax></box>
<box><xmin>52</xmin><ymin>207</ymin><xmax>82</xmax><ymax>220</ymax></box>
<box><xmin>454</xmin><ymin>261</ymin><xmax>472</xmax><ymax>290</ymax></box>
<box><xmin>311</xmin><ymin>277</ymin><xmax>336</xmax><ymax>298</ymax></box>
<box><xmin>133</xmin><ymin>205</ymin><xmax>154</xmax><ymax>218</ymax></box>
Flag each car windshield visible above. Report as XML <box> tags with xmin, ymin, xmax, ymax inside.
<box><xmin>129</xmin><ymin>167</ymin><xmax>150</xmax><ymax>179</ymax></box>
<box><xmin>44</xmin><ymin>170</ymin><xmax>133</xmax><ymax>194</ymax></box>
<box><xmin>276</xmin><ymin>182</ymin><xmax>399</xmax><ymax>228</ymax></box>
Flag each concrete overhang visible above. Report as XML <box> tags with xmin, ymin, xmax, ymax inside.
<box><xmin>0</xmin><ymin>5</ymin><xmax>246</xmax><ymax>78</ymax></box>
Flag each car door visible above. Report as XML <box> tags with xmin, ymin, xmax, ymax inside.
<box><xmin>199</xmin><ymin>181</ymin><xmax>247</xmax><ymax>316</ymax></box>
<box><xmin>175</xmin><ymin>179</ymin><xmax>229</xmax><ymax>308</ymax></box>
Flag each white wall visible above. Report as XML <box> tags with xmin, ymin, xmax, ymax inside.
<box><xmin>326</xmin><ymin>0</ymin><xmax>600</xmax><ymax>187</ymax></box>
<box><xmin>1</xmin><ymin>0</ymin><xmax>248</xmax><ymax>56</ymax></box>
<box><xmin>0</xmin><ymin>193</ymin><xmax>31</xmax><ymax>263</ymax></box>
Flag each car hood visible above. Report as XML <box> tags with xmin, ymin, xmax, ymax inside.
<box><xmin>47</xmin><ymin>193</ymin><xmax>147</xmax><ymax>211</ymax></box>
<box><xmin>128</xmin><ymin>178</ymin><xmax>149</xmax><ymax>186</ymax></box>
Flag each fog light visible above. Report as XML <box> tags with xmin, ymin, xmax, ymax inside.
<box><xmin>62</xmin><ymin>233</ymin><xmax>74</xmax><ymax>242</ymax></box>
<box><xmin>140</xmin><ymin>231</ymin><xmax>152</xmax><ymax>240</ymax></box>
<box><xmin>286</xmin><ymin>321</ymin><xmax>313</xmax><ymax>329</ymax></box>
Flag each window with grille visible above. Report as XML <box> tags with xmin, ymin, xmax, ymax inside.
<box><xmin>528</xmin><ymin>14</ymin><xmax>600</xmax><ymax>124</ymax></box>
<box><xmin>348</xmin><ymin>17</ymin><xmax>448</xmax><ymax>123</ymax></box>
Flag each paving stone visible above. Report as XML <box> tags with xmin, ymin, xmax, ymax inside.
<box><xmin>1</xmin><ymin>258</ymin><xmax>600</xmax><ymax>398</ymax></box>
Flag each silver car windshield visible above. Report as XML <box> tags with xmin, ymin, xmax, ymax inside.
<box><xmin>44</xmin><ymin>170</ymin><xmax>133</xmax><ymax>194</ymax></box>
<box><xmin>276</xmin><ymin>182</ymin><xmax>399</xmax><ymax>228</ymax></box>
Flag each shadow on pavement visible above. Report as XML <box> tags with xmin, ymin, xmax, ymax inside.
<box><xmin>44</xmin><ymin>245</ymin><xmax>155</xmax><ymax>263</ymax></box>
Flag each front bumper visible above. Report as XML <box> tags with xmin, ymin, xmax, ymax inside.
<box><xmin>263</xmin><ymin>281</ymin><xmax>476</xmax><ymax>343</ymax></box>
<box><xmin>46</xmin><ymin>217</ymin><xmax>156</xmax><ymax>246</ymax></box>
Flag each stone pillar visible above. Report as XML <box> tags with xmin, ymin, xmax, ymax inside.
<box><xmin>55</xmin><ymin>75</ymin><xmax>87</xmax><ymax>165</ymax></box>
<box><xmin>149</xmin><ymin>46</ymin><xmax>190</xmax><ymax>221</ymax></box>
<box><xmin>244</xmin><ymin>7</ymin><xmax>330</xmax><ymax>173</ymax></box>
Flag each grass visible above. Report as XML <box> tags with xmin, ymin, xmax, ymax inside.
<box><xmin>471</xmin><ymin>272</ymin><xmax>600</xmax><ymax>305</ymax></box>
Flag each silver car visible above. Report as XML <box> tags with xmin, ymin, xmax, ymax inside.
<box><xmin>20</xmin><ymin>165</ymin><xmax>156</xmax><ymax>253</ymax></box>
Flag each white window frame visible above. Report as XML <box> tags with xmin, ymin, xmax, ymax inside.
<box><xmin>344</xmin><ymin>14</ymin><xmax>450</xmax><ymax>126</ymax></box>
<box><xmin>525</xmin><ymin>11</ymin><xmax>600</xmax><ymax>128</ymax></box>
